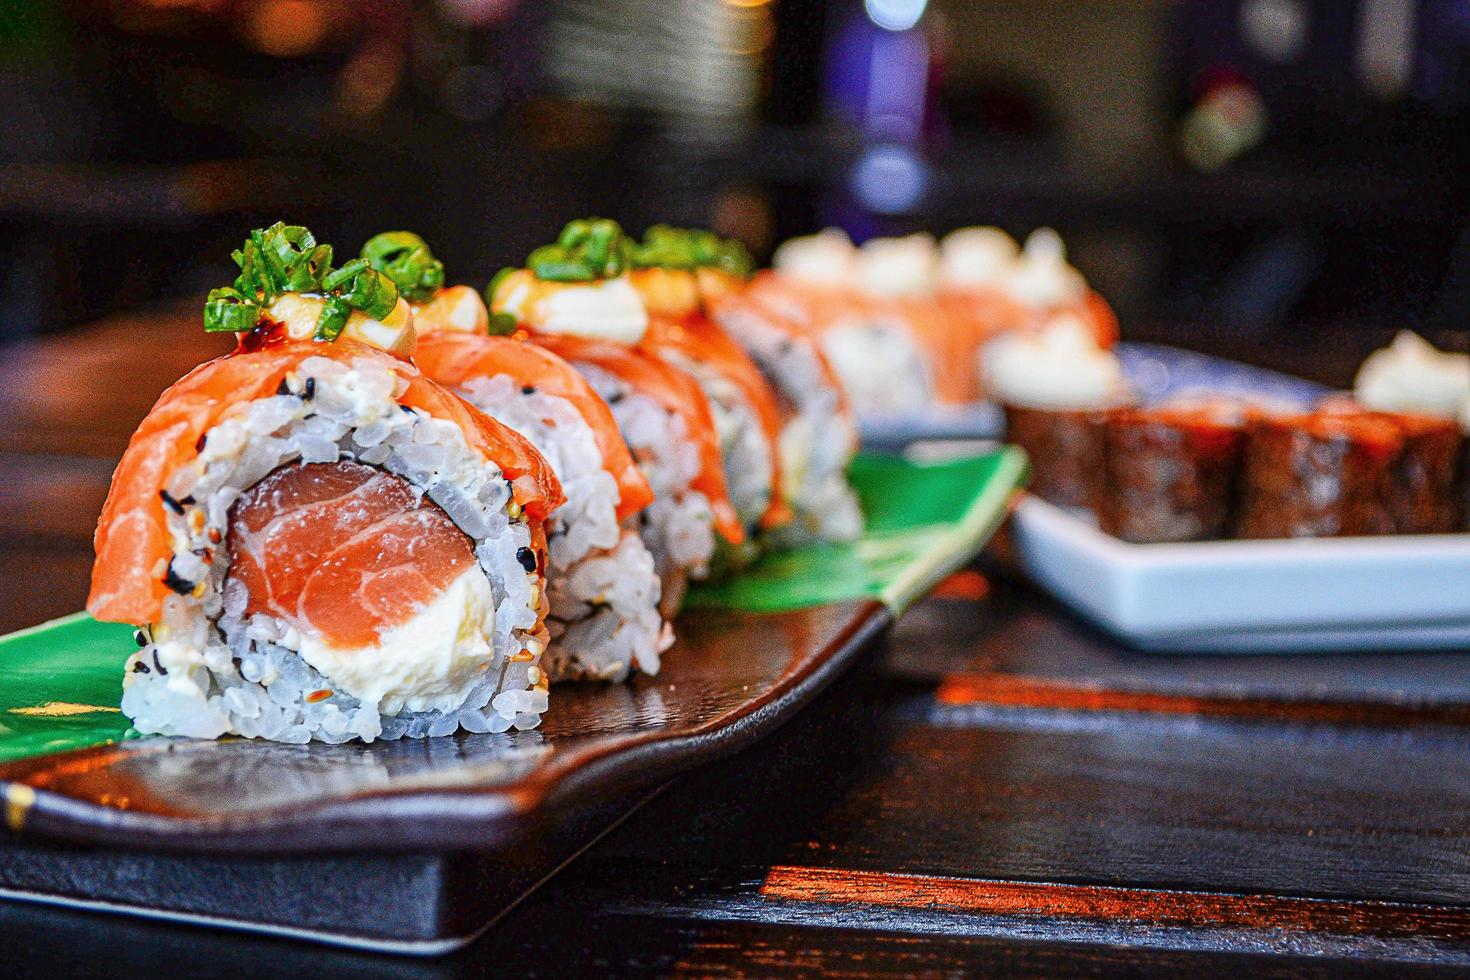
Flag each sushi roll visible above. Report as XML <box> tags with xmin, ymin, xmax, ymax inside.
<box><xmin>994</xmin><ymin>228</ymin><xmax>1118</xmax><ymax>348</ymax></box>
<box><xmin>500</xmin><ymin>218</ymin><xmax>783</xmax><ymax>561</ymax></box>
<box><xmin>937</xmin><ymin>226</ymin><xmax>1024</xmax><ymax>355</ymax></box>
<box><xmin>851</xmin><ymin>233</ymin><xmax>980</xmax><ymax>405</ymax></box>
<box><xmin>1235</xmin><ymin>409</ymin><xmax>1400</xmax><ymax>538</ymax></box>
<box><xmin>89</xmin><ymin>223</ymin><xmax>564</xmax><ymax>743</ymax></box>
<box><xmin>653</xmin><ymin>225</ymin><xmax>863</xmax><ymax>544</ymax></box>
<box><xmin>981</xmin><ymin>313</ymin><xmax>1132</xmax><ymax>512</ymax></box>
<box><xmin>1381</xmin><ymin>411</ymin><xmax>1461</xmax><ymax>534</ymax></box>
<box><xmin>754</xmin><ymin>228</ymin><xmax>935</xmax><ymax>415</ymax></box>
<box><xmin>1102</xmin><ymin>400</ymin><xmax>1248</xmax><ymax>542</ymax></box>
<box><xmin>486</xmin><ymin>220</ymin><xmax>745</xmax><ymax>615</ymax></box>
<box><xmin>1317</xmin><ymin>397</ymin><xmax>1461</xmax><ymax>535</ymax></box>
<box><xmin>627</xmin><ymin>264</ymin><xmax>789</xmax><ymax>549</ymax></box>
<box><xmin>1346</xmin><ymin>337</ymin><xmax>1470</xmax><ymax>531</ymax></box>
<box><xmin>373</xmin><ymin>232</ymin><xmax>673</xmax><ymax>682</ymax></box>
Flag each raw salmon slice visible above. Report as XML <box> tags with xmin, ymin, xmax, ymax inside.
<box><xmin>227</xmin><ymin>460</ymin><xmax>477</xmax><ymax>649</ymax></box>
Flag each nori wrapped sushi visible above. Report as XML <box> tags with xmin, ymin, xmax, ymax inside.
<box><xmin>1235</xmin><ymin>410</ymin><xmax>1400</xmax><ymax>538</ymax></box>
<box><xmin>1317</xmin><ymin>398</ymin><xmax>1461</xmax><ymax>535</ymax></box>
<box><xmin>1003</xmin><ymin>404</ymin><xmax>1112</xmax><ymax>512</ymax></box>
<box><xmin>1382</xmin><ymin>411</ymin><xmax>1462</xmax><ymax>534</ymax></box>
<box><xmin>1102</xmin><ymin>401</ymin><xmax>1247</xmax><ymax>543</ymax></box>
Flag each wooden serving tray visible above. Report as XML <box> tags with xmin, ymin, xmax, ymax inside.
<box><xmin>0</xmin><ymin>450</ymin><xmax>1023</xmax><ymax>953</ymax></box>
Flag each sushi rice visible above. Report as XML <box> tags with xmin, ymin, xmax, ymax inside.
<box><xmin>121</xmin><ymin>353</ymin><xmax>550</xmax><ymax>743</ymax></box>
<box><xmin>457</xmin><ymin>373</ymin><xmax>670</xmax><ymax>682</ymax></box>
<box><xmin>575</xmin><ymin>362</ymin><xmax>719</xmax><ymax>616</ymax></box>
<box><xmin>711</xmin><ymin>300</ymin><xmax>863</xmax><ymax>544</ymax></box>
<box><xmin>819</xmin><ymin>313</ymin><xmax>934</xmax><ymax>416</ymax></box>
<box><xmin>653</xmin><ymin>348</ymin><xmax>775</xmax><ymax>538</ymax></box>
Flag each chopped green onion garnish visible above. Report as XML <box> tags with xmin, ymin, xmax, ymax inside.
<box><xmin>202</xmin><ymin>221</ymin><xmax>408</xmax><ymax>342</ymax></box>
<box><xmin>632</xmin><ymin>224</ymin><xmax>753</xmax><ymax>278</ymax></box>
<box><xmin>486</xmin><ymin>312</ymin><xmax>518</xmax><ymax>336</ymax></box>
<box><xmin>203</xmin><ymin>287</ymin><xmax>260</xmax><ymax>333</ymax></box>
<box><xmin>360</xmin><ymin>231</ymin><xmax>445</xmax><ymax>304</ymax></box>
<box><xmin>523</xmin><ymin>218</ymin><xmax>636</xmax><ymax>282</ymax></box>
<box><xmin>313</xmin><ymin>296</ymin><xmax>353</xmax><ymax>342</ymax></box>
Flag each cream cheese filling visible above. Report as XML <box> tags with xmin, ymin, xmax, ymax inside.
<box><xmin>292</xmin><ymin>565</ymin><xmax>497</xmax><ymax>716</ymax></box>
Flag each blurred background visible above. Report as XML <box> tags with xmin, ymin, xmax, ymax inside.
<box><xmin>2</xmin><ymin>0</ymin><xmax>1469</xmax><ymax>375</ymax></box>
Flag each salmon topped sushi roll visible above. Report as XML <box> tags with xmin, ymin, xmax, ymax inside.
<box><xmin>638</xmin><ymin>225</ymin><xmax>863</xmax><ymax>545</ymax></box>
<box><xmin>757</xmin><ymin>228</ymin><xmax>936</xmax><ymax>416</ymax></box>
<box><xmin>487</xmin><ymin>222</ymin><xmax>745</xmax><ymax>615</ymax></box>
<box><xmin>624</xmin><ymin>238</ymin><xmax>789</xmax><ymax>548</ymax></box>
<box><xmin>378</xmin><ymin>233</ymin><xmax>672</xmax><ymax>683</ymax></box>
<box><xmin>939</xmin><ymin>226</ymin><xmax>1119</xmax><ymax>351</ymax></box>
<box><xmin>494</xmin><ymin>220</ymin><xmax>784</xmax><ymax>559</ymax></box>
<box><xmin>542</xmin><ymin>337</ymin><xmax>743</xmax><ymax>617</ymax></box>
<box><xmin>90</xmin><ymin>223</ymin><xmax>563</xmax><ymax>743</ymax></box>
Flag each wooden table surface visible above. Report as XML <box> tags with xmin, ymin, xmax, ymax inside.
<box><xmin>4</xmin><ymin>311</ymin><xmax>1470</xmax><ymax>976</ymax></box>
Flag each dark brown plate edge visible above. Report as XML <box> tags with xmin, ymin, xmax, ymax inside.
<box><xmin>2</xmin><ymin>601</ymin><xmax>892</xmax><ymax>854</ymax></box>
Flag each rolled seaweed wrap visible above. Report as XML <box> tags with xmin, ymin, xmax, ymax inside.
<box><xmin>1317</xmin><ymin>398</ymin><xmax>1461</xmax><ymax>535</ymax></box>
<box><xmin>1235</xmin><ymin>409</ymin><xmax>1400</xmax><ymax>538</ymax></box>
<box><xmin>1382</xmin><ymin>411</ymin><xmax>1462</xmax><ymax>534</ymax></box>
<box><xmin>982</xmin><ymin>314</ymin><xmax>1132</xmax><ymax>512</ymax></box>
<box><xmin>89</xmin><ymin>224</ymin><xmax>564</xmax><ymax>742</ymax></box>
<box><xmin>1102</xmin><ymin>400</ymin><xmax>1248</xmax><ymax>543</ymax></box>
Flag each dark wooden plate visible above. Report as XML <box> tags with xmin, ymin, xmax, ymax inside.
<box><xmin>0</xmin><ymin>601</ymin><xmax>886</xmax><ymax>952</ymax></box>
<box><xmin>0</xmin><ymin>447</ymin><xmax>1023</xmax><ymax>952</ymax></box>
<box><xmin>1</xmin><ymin>600</ymin><xmax>886</xmax><ymax>854</ymax></box>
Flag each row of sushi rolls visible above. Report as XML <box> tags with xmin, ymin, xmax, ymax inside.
<box><xmin>89</xmin><ymin>216</ymin><xmax>1456</xmax><ymax>744</ymax></box>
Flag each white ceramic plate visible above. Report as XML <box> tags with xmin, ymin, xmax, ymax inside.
<box><xmin>1011</xmin><ymin>496</ymin><xmax>1470</xmax><ymax>652</ymax></box>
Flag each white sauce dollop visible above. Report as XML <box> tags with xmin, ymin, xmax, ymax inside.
<box><xmin>981</xmin><ymin>313</ymin><xmax>1129</xmax><ymax>410</ymax></box>
<box><xmin>1005</xmin><ymin>228</ymin><xmax>1087</xmax><ymax>308</ymax></box>
<box><xmin>293</xmin><ymin>565</ymin><xmax>497</xmax><ymax>716</ymax></box>
<box><xmin>1354</xmin><ymin>330</ymin><xmax>1470</xmax><ymax>421</ymax></box>
<box><xmin>855</xmin><ymin>233</ymin><xmax>939</xmax><ymax>298</ymax></box>
<box><xmin>772</xmin><ymin>228</ymin><xmax>856</xmax><ymax>287</ymax></box>
<box><xmin>498</xmin><ymin>274</ymin><xmax>649</xmax><ymax>345</ymax></box>
<box><xmin>939</xmin><ymin>226</ymin><xmax>1020</xmax><ymax>290</ymax></box>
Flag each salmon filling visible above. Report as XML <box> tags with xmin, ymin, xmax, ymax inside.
<box><xmin>227</xmin><ymin>461</ymin><xmax>478</xmax><ymax>650</ymax></box>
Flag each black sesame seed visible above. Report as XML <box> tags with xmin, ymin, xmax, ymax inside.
<box><xmin>180</xmin><ymin>495</ymin><xmax>195</xmax><ymax>507</ymax></box>
<box><xmin>153</xmin><ymin>650</ymin><xmax>168</xmax><ymax>675</ymax></box>
<box><xmin>607</xmin><ymin>391</ymin><xmax>625</xmax><ymax>404</ymax></box>
<box><xmin>276</xmin><ymin>377</ymin><xmax>292</xmax><ymax>397</ymax></box>
<box><xmin>159</xmin><ymin>490</ymin><xmax>186</xmax><ymax>515</ymax></box>
<box><xmin>521</xmin><ymin>385</ymin><xmax>537</xmax><ymax>396</ymax></box>
<box><xmin>232</xmin><ymin>656</ymin><xmax>243</xmax><ymax>676</ymax></box>
<box><xmin>303</xmin><ymin>377</ymin><xmax>316</xmax><ymax>400</ymax></box>
<box><xmin>515</xmin><ymin>547</ymin><xmax>537</xmax><ymax>572</ymax></box>
<box><xmin>195</xmin><ymin>432</ymin><xmax>208</xmax><ymax>453</ymax></box>
<box><xmin>162</xmin><ymin>564</ymin><xmax>194</xmax><ymax>595</ymax></box>
<box><xmin>400</xmin><ymin>405</ymin><xmax>415</xmax><ymax>415</ymax></box>
<box><xmin>133</xmin><ymin>629</ymin><xmax>148</xmax><ymax>647</ymax></box>
<box><xmin>132</xmin><ymin>659</ymin><xmax>151</xmax><ymax>674</ymax></box>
